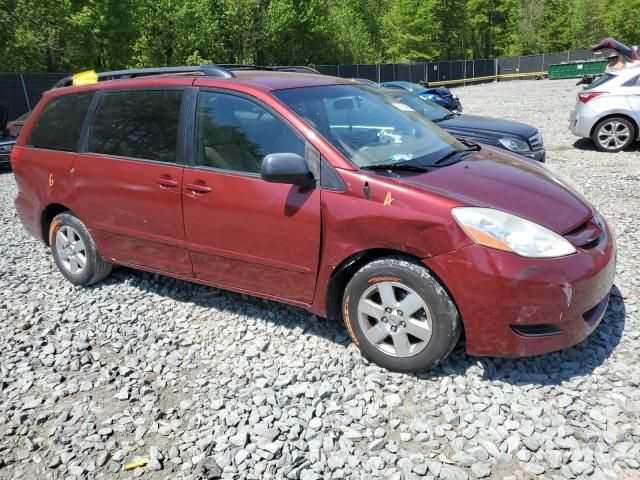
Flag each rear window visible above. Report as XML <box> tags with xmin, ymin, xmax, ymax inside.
<box><xmin>585</xmin><ymin>74</ymin><xmax>616</xmax><ymax>90</ymax></box>
<box><xmin>89</xmin><ymin>90</ymin><xmax>183</xmax><ymax>163</ymax></box>
<box><xmin>29</xmin><ymin>92</ymin><xmax>94</xmax><ymax>151</ymax></box>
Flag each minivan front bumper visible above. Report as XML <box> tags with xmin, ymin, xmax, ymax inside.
<box><xmin>425</xmin><ymin>229</ymin><xmax>616</xmax><ymax>357</ymax></box>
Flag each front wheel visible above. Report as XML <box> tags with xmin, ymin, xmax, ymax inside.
<box><xmin>50</xmin><ymin>212</ymin><xmax>112</xmax><ymax>286</ymax></box>
<box><xmin>342</xmin><ymin>257</ymin><xmax>461</xmax><ymax>372</ymax></box>
<box><xmin>592</xmin><ymin>117</ymin><xmax>636</xmax><ymax>152</ymax></box>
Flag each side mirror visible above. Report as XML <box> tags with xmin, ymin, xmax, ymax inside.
<box><xmin>261</xmin><ymin>153</ymin><xmax>315</xmax><ymax>187</ymax></box>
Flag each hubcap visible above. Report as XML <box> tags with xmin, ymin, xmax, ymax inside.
<box><xmin>357</xmin><ymin>281</ymin><xmax>432</xmax><ymax>358</ymax></box>
<box><xmin>55</xmin><ymin>225</ymin><xmax>87</xmax><ymax>275</ymax></box>
<box><xmin>598</xmin><ymin>121</ymin><xmax>630</xmax><ymax>150</ymax></box>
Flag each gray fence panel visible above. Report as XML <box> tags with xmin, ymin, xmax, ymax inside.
<box><xmin>356</xmin><ymin>64</ymin><xmax>377</xmax><ymax>82</ymax></box>
<box><xmin>395</xmin><ymin>63</ymin><xmax>411</xmax><ymax>82</ymax></box>
<box><xmin>437</xmin><ymin>61</ymin><xmax>452</xmax><ymax>81</ymax></box>
<box><xmin>23</xmin><ymin>73</ymin><xmax>67</xmax><ymax>108</ymax></box>
<box><xmin>465</xmin><ymin>60</ymin><xmax>474</xmax><ymax>79</ymax></box>
<box><xmin>497</xmin><ymin>57</ymin><xmax>519</xmax><ymax>74</ymax></box>
<box><xmin>450</xmin><ymin>61</ymin><xmax>464</xmax><ymax>80</ymax></box>
<box><xmin>379</xmin><ymin>64</ymin><xmax>395</xmax><ymax>83</ymax></box>
<box><xmin>543</xmin><ymin>52</ymin><xmax>569</xmax><ymax>68</ymax></box>
<box><xmin>426</xmin><ymin>62</ymin><xmax>439</xmax><ymax>83</ymax></box>
<box><xmin>519</xmin><ymin>55</ymin><xmax>544</xmax><ymax>73</ymax></box>
<box><xmin>316</xmin><ymin>65</ymin><xmax>338</xmax><ymax>76</ymax></box>
<box><xmin>0</xmin><ymin>75</ymin><xmax>29</xmax><ymax>121</ymax></box>
<box><xmin>569</xmin><ymin>50</ymin><xmax>596</xmax><ymax>62</ymax></box>
<box><xmin>338</xmin><ymin>64</ymin><xmax>357</xmax><ymax>78</ymax></box>
<box><xmin>409</xmin><ymin>63</ymin><xmax>426</xmax><ymax>83</ymax></box>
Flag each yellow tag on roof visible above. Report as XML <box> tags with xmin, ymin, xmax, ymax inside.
<box><xmin>72</xmin><ymin>70</ymin><xmax>98</xmax><ymax>86</ymax></box>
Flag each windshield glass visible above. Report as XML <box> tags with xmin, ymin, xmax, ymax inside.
<box><xmin>274</xmin><ymin>85</ymin><xmax>463</xmax><ymax>168</ymax></box>
<box><xmin>386</xmin><ymin>91</ymin><xmax>451</xmax><ymax>121</ymax></box>
<box><xmin>585</xmin><ymin>74</ymin><xmax>616</xmax><ymax>90</ymax></box>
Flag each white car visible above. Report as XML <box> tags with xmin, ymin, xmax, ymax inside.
<box><xmin>570</xmin><ymin>68</ymin><xmax>640</xmax><ymax>152</ymax></box>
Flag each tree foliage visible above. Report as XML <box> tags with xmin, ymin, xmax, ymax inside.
<box><xmin>0</xmin><ymin>0</ymin><xmax>638</xmax><ymax>71</ymax></box>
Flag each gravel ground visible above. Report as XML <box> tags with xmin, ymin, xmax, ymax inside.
<box><xmin>0</xmin><ymin>78</ymin><xmax>639</xmax><ymax>480</ymax></box>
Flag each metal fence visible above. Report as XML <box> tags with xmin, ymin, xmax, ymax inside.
<box><xmin>314</xmin><ymin>49</ymin><xmax>602</xmax><ymax>84</ymax></box>
<box><xmin>0</xmin><ymin>48</ymin><xmax>614</xmax><ymax>123</ymax></box>
<box><xmin>0</xmin><ymin>73</ymin><xmax>67</xmax><ymax>123</ymax></box>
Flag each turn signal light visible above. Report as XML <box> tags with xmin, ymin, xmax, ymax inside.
<box><xmin>578</xmin><ymin>92</ymin><xmax>606</xmax><ymax>104</ymax></box>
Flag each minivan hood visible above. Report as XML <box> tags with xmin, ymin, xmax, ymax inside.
<box><xmin>438</xmin><ymin>114</ymin><xmax>537</xmax><ymax>140</ymax></box>
<box><xmin>400</xmin><ymin>148</ymin><xmax>593</xmax><ymax>234</ymax></box>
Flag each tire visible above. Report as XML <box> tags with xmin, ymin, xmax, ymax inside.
<box><xmin>592</xmin><ymin>117</ymin><xmax>636</xmax><ymax>153</ymax></box>
<box><xmin>342</xmin><ymin>256</ymin><xmax>460</xmax><ymax>372</ymax></box>
<box><xmin>49</xmin><ymin>212</ymin><xmax>112</xmax><ymax>286</ymax></box>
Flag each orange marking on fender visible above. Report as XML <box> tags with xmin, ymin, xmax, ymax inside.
<box><xmin>369</xmin><ymin>277</ymin><xmax>402</xmax><ymax>283</ymax></box>
<box><xmin>383</xmin><ymin>192</ymin><xmax>394</xmax><ymax>206</ymax></box>
<box><xmin>343</xmin><ymin>295</ymin><xmax>360</xmax><ymax>346</ymax></box>
<box><xmin>49</xmin><ymin>219</ymin><xmax>61</xmax><ymax>245</ymax></box>
<box><xmin>48</xmin><ymin>174</ymin><xmax>54</xmax><ymax>187</ymax></box>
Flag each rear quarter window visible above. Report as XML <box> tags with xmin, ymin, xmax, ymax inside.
<box><xmin>29</xmin><ymin>92</ymin><xmax>94</xmax><ymax>151</ymax></box>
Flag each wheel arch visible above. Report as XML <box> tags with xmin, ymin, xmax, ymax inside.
<box><xmin>325</xmin><ymin>249</ymin><xmax>464</xmax><ymax>338</ymax></box>
<box><xmin>41</xmin><ymin>203</ymin><xmax>74</xmax><ymax>246</ymax></box>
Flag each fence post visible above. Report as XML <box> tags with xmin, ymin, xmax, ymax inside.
<box><xmin>494</xmin><ymin>58</ymin><xmax>498</xmax><ymax>82</ymax></box>
<box><xmin>377</xmin><ymin>64</ymin><xmax>380</xmax><ymax>83</ymax></box>
<box><xmin>19</xmin><ymin>74</ymin><xmax>32</xmax><ymax>111</ymax></box>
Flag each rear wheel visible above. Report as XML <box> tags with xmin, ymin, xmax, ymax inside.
<box><xmin>342</xmin><ymin>257</ymin><xmax>460</xmax><ymax>372</ymax></box>
<box><xmin>50</xmin><ymin>212</ymin><xmax>112</xmax><ymax>286</ymax></box>
<box><xmin>592</xmin><ymin>117</ymin><xmax>636</xmax><ymax>152</ymax></box>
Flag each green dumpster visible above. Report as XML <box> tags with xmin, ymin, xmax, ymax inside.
<box><xmin>548</xmin><ymin>60</ymin><xmax>608</xmax><ymax>79</ymax></box>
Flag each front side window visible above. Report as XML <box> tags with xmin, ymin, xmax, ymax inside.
<box><xmin>89</xmin><ymin>90</ymin><xmax>183</xmax><ymax>162</ymax></box>
<box><xmin>274</xmin><ymin>85</ymin><xmax>463</xmax><ymax>168</ymax></box>
<box><xmin>195</xmin><ymin>92</ymin><xmax>305</xmax><ymax>174</ymax></box>
<box><xmin>29</xmin><ymin>92</ymin><xmax>94</xmax><ymax>151</ymax></box>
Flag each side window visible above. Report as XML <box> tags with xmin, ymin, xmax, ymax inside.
<box><xmin>89</xmin><ymin>90</ymin><xmax>183</xmax><ymax>162</ymax></box>
<box><xmin>195</xmin><ymin>92</ymin><xmax>305</xmax><ymax>174</ymax></box>
<box><xmin>29</xmin><ymin>92</ymin><xmax>94</xmax><ymax>151</ymax></box>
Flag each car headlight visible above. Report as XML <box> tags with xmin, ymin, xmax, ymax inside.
<box><xmin>498</xmin><ymin>137</ymin><xmax>531</xmax><ymax>152</ymax></box>
<box><xmin>452</xmin><ymin>207</ymin><xmax>577</xmax><ymax>258</ymax></box>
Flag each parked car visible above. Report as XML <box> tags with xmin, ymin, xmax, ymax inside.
<box><xmin>380</xmin><ymin>81</ymin><xmax>462</xmax><ymax>112</ymax></box>
<box><xmin>570</xmin><ymin>68</ymin><xmax>640</xmax><ymax>152</ymax></box>
<box><xmin>349</xmin><ymin>78</ymin><xmax>382</xmax><ymax>89</ymax></box>
<box><xmin>384</xmin><ymin>88</ymin><xmax>545</xmax><ymax>162</ymax></box>
<box><xmin>7</xmin><ymin>111</ymin><xmax>30</xmax><ymax>138</ymax></box>
<box><xmin>0</xmin><ymin>105</ymin><xmax>15</xmax><ymax>168</ymax></box>
<box><xmin>12</xmin><ymin>66</ymin><xmax>615</xmax><ymax>371</ymax></box>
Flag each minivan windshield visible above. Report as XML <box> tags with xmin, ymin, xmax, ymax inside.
<box><xmin>274</xmin><ymin>85</ymin><xmax>465</xmax><ymax>168</ymax></box>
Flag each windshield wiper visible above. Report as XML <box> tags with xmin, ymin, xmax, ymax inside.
<box><xmin>432</xmin><ymin>144</ymin><xmax>481</xmax><ymax>166</ymax></box>
<box><xmin>361</xmin><ymin>163</ymin><xmax>430</xmax><ymax>173</ymax></box>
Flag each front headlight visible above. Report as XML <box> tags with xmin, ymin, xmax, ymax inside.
<box><xmin>498</xmin><ymin>137</ymin><xmax>531</xmax><ymax>152</ymax></box>
<box><xmin>452</xmin><ymin>207</ymin><xmax>577</xmax><ymax>258</ymax></box>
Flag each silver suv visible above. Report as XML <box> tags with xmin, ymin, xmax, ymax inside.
<box><xmin>570</xmin><ymin>68</ymin><xmax>640</xmax><ymax>152</ymax></box>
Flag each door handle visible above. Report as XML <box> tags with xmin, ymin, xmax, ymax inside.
<box><xmin>185</xmin><ymin>183</ymin><xmax>212</xmax><ymax>194</ymax></box>
<box><xmin>155</xmin><ymin>177</ymin><xmax>179</xmax><ymax>188</ymax></box>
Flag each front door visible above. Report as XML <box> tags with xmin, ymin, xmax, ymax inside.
<box><xmin>182</xmin><ymin>90</ymin><xmax>321</xmax><ymax>303</ymax></box>
<box><xmin>73</xmin><ymin>88</ymin><xmax>192</xmax><ymax>275</ymax></box>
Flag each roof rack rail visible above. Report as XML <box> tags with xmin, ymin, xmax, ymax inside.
<box><xmin>53</xmin><ymin>65</ymin><xmax>235</xmax><ymax>88</ymax></box>
<box><xmin>273</xmin><ymin>66</ymin><xmax>320</xmax><ymax>74</ymax></box>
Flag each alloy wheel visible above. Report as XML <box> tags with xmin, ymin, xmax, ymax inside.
<box><xmin>597</xmin><ymin>121</ymin><xmax>630</xmax><ymax>151</ymax></box>
<box><xmin>55</xmin><ymin>225</ymin><xmax>87</xmax><ymax>275</ymax></box>
<box><xmin>357</xmin><ymin>281</ymin><xmax>432</xmax><ymax>357</ymax></box>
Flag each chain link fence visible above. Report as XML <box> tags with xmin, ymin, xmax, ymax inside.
<box><xmin>0</xmin><ymin>73</ymin><xmax>68</xmax><ymax>123</ymax></box>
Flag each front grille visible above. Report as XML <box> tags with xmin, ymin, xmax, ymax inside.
<box><xmin>529</xmin><ymin>132</ymin><xmax>544</xmax><ymax>150</ymax></box>
<box><xmin>511</xmin><ymin>324</ymin><xmax>562</xmax><ymax>337</ymax></box>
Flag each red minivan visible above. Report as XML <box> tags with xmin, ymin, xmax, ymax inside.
<box><xmin>11</xmin><ymin>66</ymin><xmax>616</xmax><ymax>371</ymax></box>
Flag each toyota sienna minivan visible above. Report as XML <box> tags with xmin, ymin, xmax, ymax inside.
<box><xmin>11</xmin><ymin>66</ymin><xmax>616</xmax><ymax>371</ymax></box>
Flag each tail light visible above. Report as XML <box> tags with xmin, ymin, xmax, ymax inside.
<box><xmin>578</xmin><ymin>92</ymin><xmax>606</xmax><ymax>104</ymax></box>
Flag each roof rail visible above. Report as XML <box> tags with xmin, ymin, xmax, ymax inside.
<box><xmin>53</xmin><ymin>65</ymin><xmax>235</xmax><ymax>88</ymax></box>
<box><xmin>273</xmin><ymin>66</ymin><xmax>321</xmax><ymax>74</ymax></box>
